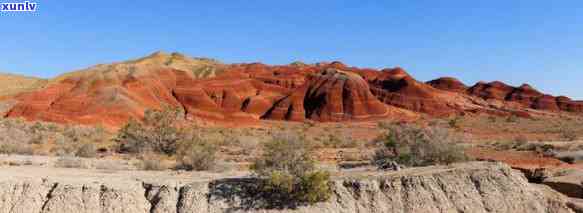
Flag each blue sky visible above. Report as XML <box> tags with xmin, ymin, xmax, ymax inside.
<box><xmin>1</xmin><ymin>0</ymin><xmax>582</xmax><ymax>98</ymax></box>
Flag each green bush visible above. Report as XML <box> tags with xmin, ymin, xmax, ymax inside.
<box><xmin>251</xmin><ymin>133</ymin><xmax>332</xmax><ymax>207</ymax></box>
<box><xmin>52</xmin><ymin>135</ymin><xmax>79</xmax><ymax>156</ymax></box>
<box><xmin>252</xmin><ymin>133</ymin><xmax>315</xmax><ymax>177</ymax></box>
<box><xmin>116</xmin><ymin>106</ymin><xmax>184</xmax><ymax>155</ymax></box>
<box><xmin>372</xmin><ymin>124</ymin><xmax>469</xmax><ymax>168</ymax></box>
<box><xmin>322</xmin><ymin>133</ymin><xmax>359</xmax><ymax>148</ymax></box>
<box><xmin>176</xmin><ymin>136</ymin><xmax>218</xmax><ymax>171</ymax></box>
<box><xmin>295</xmin><ymin>171</ymin><xmax>332</xmax><ymax>204</ymax></box>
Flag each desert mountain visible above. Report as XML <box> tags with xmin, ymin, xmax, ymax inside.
<box><xmin>3</xmin><ymin>52</ymin><xmax>582</xmax><ymax>127</ymax></box>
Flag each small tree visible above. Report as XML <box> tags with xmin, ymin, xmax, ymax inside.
<box><xmin>252</xmin><ymin>133</ymin><xmax>315</xmax><ymax>177</ymax></box>
<box><xmin>176</xmin><ymin>135</ymin><xmax>218</xmax><ymax>171</ymax></box>
<box><xmin>116</xmin><ymin>106</ymin><xmax>184</xmax><ymax>155</ymax></box>
<box><xmin>251</xmin><ymin>133</ymin><xmax>331</xmax><ymax>207</ymax></box>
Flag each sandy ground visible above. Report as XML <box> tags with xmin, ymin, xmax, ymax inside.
<box><xmin>0</xmin><ymin>154</ymin><xmax>250</xmax><ymax>184</ymax></box>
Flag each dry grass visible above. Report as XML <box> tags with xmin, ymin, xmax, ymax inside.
<box><xmin>0</xmin><ymin>118</ymin><xmax>112</xmax><ymax>157</ymax></box>
<box><xmin>431</xmin><ymin>114</ymin><xmax>583</xmax><ymax>142</ymax></box>
<box><xmin>0</xmin><ymin>73</ymin><xmax>47</xmax><ymax>97</ymax></box>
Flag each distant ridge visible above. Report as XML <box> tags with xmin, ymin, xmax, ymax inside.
<box><xmin>3</xmin><ymin>51</ymin><xmax>582</xmax><ymax>127</ymax></box>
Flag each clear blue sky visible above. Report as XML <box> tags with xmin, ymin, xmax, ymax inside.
<box><xmin>1</xmin><ymin>0</ymin><xmax>582</xmax><ymax>99</ymax></box>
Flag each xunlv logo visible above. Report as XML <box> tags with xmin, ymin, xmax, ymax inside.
<box><xmin>1</xmin><ymin>1</ymin><xmax>37</xmax><ymax>12</ymax></box>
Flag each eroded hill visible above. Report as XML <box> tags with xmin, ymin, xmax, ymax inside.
<box><xmin>3</xmin><ymin>52</ymin><xmax>583</xmax><ymax>127</ymax></box>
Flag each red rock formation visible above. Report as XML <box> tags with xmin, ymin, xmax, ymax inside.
<box><xmin>261</xmin><ymin>68</ymin><xmax>392</xmax><ymax>122</ymax></box>
<box><xmin>468</xmin><ymin>81</ymin><xmax>515</xmax><ymax>100</ymax></box>
<box><xmin>467</xmin><ymin>81</ymin><xmax>583</xmax><ymax>113</ymax></box>
<box><xmin>506</xmin><ymin>84</ymin><xmax>543</xmax><ymax>107</ymax></box>
<box><xmin>4</xmin><ymin>52</ymin><xmax>582</xmax><ymax>127</ymax></box>
<box><xmin>427</xmin><ymin>77</ymin><xmax>468</xmax><ymax>93</ymax></box>
<box><xmin>556</xmin><ymin>96</ymin><xmax>583</xmax><ymax>112</ymax></box>
<box><xmin>532</xmin><ymin>95</ymin><xmax>560</xmax><ymax>111</ymax></box>
<box><xmin>366</xmin><ymin>68</ymin><xmax>459</xmax><ymax>116</ymax></box>
<box><xmin>6</xmin><ymin>56</ymin><xmax>396</xmax><ymax>127</ymax></box>
<box><xmin>263</xmin><ymin>68</ymin><xmax>389</xmax><ymax>122</ymax></box>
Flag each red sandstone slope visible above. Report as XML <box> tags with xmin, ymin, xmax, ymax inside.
<box><xmin>359</xmin><ymin>68</ymin><xmax>477</xmax><ymax>116</ymax></box>
<box><xmin>4</xmin><ymin>52</ymin><xmax>582</xmax><ymax>127</ymax></box>
<box><xmin>426</xmin><ymin>77</ymin><xmax>468</xmax><ymax>93</ymax></box>
<box><xmin>4</xmin><ymin>53</ymin><xmax>411</xmax><ymax>127</ymax></box>
<box><xmin>262</xmin><ymin>68</ymin><xmax>391</xmax><ymax>122</ymax></box>
<box><xmin>463</xmin><ymin>81</ymin><xmax>583</xmax><ymax>112</ymax></box>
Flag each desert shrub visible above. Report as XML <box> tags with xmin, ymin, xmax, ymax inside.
<box><xmin>116</xmin><ymin>119</ymin><xmax>151</xmax><ymax>154</ymax></box>
<box><xmin>260</xmin><ymin>170</ymin><xmax>331</xmax><ymax>207</ymax></box>
<box><xmin>515</xmin><ymin>142</ymin><xmax>537</xmax><ymax>151</ymax></box>
<box><xmin>52</xmin><ymin>135</ymin><xmax>79</xmax><ymax>156</ymax></box>
<box><xmin>49</xmin><ymin>124</ymin><xmax>109</xmax><ymax>157</ymax></box>
<box><xmin>340</xmin><ymin>151</ymin><xmax>368</xmax><ymax>162</ymax></box>
<box><xmin>252</xmin><ymin>133</ymin><xmax>315</xmax><ymax>177</ymax></box>
<box><xmin>295</xmin><ymin>171</ymin><xmax>331</xmax><ymax>203</ymax></box>
<box><xmin>0</xmin><ymin>118</ymin><xmax>107</xmax><ymax>156</ymax></box>
<box><xmin>251</xmin><ymin>133</ymin><xmax>331</xmax><ymax>207</ymax></box>
<box><xmin>322</xmin><ymin>133</ymin><xmax>359</xmax><ymax>148</ymax></box>
<box><xmin>372</xmin><ymin>124</ymin><xmax>469</xmax><ymax>168</ymax></box>
<box><xmin>515</xmin><ymin>142</ymin><xmax>554</xmax><ymax>154</ymax></box>
<box><xmin>0</xmin><ymin>143</ymin><xmax>33</xmax><ymax>155</ymax></box>
<box><xmin>76</xmin><ymin>143</ymin><xmax>97</xmax><ymax>158</ymax></box>
<box><xmin>116</xmin><ymin>106</ymin><xmax>184</xmax><ymax>155</ymax></box>
<box><xmin>63</xmin><ymin>125</ymin><xmax>107</xmax><ymax>144</ymax></box>
<box><xmin>0</xmin><ymin>118</ymin><xmax>44</xmax><ymax>155</ymax></box>
<box><xmin>176</xmin><ymin>136</ymin><xmax>218</xmax><ymax>171</ymax></box>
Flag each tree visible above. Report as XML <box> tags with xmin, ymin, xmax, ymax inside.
<box><xmin>251</xmin><ymin>132</ymin><xmax>331</xmax><ymax>207</ymax></box>
<box><xmin>117</xmin><ymin>105</ymin><xmax>184</xmax><ymax>155</ymax></box>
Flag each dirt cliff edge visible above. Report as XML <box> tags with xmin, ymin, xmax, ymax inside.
<box><xmin>0</xmin><ymin>162</ymin><xmax>573</xmax><ymax>213</ymax></box>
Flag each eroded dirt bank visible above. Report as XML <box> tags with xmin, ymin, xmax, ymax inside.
<box><xmin>0</xmin><ymin>162</ymin><xmax>575</xmax><ymax>213</ymax></box>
